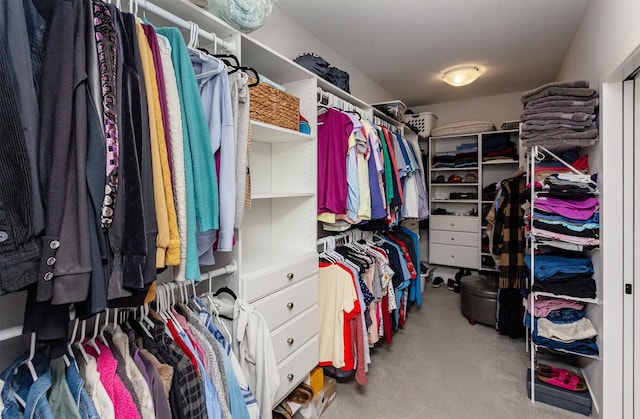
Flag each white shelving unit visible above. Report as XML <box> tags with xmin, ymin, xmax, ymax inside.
<box><xmin>428</xmin><ymin>129</ymin><xmax>520</xmax><ymax>270</ymax></box>
<box><xmin>525</xmin><ymin>145</ymin><xmax>600</xmax><ymax>402</ymax></box>
<box><xmin>146</xmin><ymin>0</ymin><xmax>321</xmax><ymax>406</ymax></box>
<box><xmin>480</xmin><ymin>129</ymin><xmax>520</xmax><ymax>271</ymax></box>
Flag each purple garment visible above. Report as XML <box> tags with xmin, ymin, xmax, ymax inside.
<box><xmin>317</xmin><ymin>108</ymin><xmax>353</xmax><ymax>215</ymax></box>
<box><xmin>367</xmin><ymin>134</ymin><xmax>386</xmax><ymax>219</ymax></box>
<box><xmin>142</xmin><ymin>24</ymin><xmax>173</xmax><ymax>174</ymax></box>
<box><xmin>534</xmin><ymin>196</ymin><xmax>599</xmax><ymax>220</ymax></box>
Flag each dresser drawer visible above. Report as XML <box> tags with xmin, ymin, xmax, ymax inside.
<box><xmin>243</xmin><ymin>255</ymin><xmax>318</xmax><ymax>302</ymax></box>
<box><xmin>430</xmin><ymin>215</ymin><xmax>478</xmax><ymax>233</ymax></box>
<box><xmin>430</xmin><ymin>243</ymin><xmax>479</xmax><ymax>269</ymax></box>
<box><xmin>271</xmin><ymin>305</ymin><xmax>318</xmax><ymax>364</ymax></box>
<box><xmin>273</xmin><ymin>335</ymin><xmax>319</xmax><ymax>406</ymax></box>
<box><xmin>252</xmin><ymin>275</ymin><xmax>318</xmax><ymax>331</ymax></box>
<box><xmin>430</xmin><ymin>230</ymin><xmax>478</xmax><ymax>247</ymax></box>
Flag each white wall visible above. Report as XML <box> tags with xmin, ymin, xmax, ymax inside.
<box><xmin>555</xmin><ymin>1</ymin><xmax>640</xmax><ymax>417</ymax></box>
<box><xmin>411</xmin><ymin>91</ymin><xmax>523</xmax><ymax>131</ymax></box>
<box><xmin>251</xmin><ymin>8</ymin><xmax>395</xmax><ymax>103</ymax></box>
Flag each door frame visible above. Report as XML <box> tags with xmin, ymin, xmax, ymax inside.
<box><xmin>601</xmin><ymin>42</ymin><xmax>640</xmax><ymax>418</ymax></box>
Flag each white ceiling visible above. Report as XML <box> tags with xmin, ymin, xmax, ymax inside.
<box><xmin>274</xmin><ymin>0</ymin><xmax>590</xmax><ymax>107</ymax></box>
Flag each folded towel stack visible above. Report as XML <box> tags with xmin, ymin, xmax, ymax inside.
<box><xmin>520</xmin><ymin>80</ymin><xmax>599</xmax><ymax>149</ymax></box>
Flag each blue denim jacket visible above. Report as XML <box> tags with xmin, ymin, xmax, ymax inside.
<box><xmin>65</xmin><ymin>358</ymin><xmax>100</xmax><ymax>419</ymax></box>
<box><xmin>0</xmin><ymin>354</ymin><xmax>54</xmax><ymax>419</ymax></box>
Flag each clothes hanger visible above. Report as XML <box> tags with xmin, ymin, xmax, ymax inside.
<box><xmin>11</xmin><ymin>332</ymin><xmax>38</xmax><ymax>408</ymax></box>
<box><xmin>86</xmin><ymin>313</ymin><xmax>102</xmax><ymax>355</ymax></box>
<box><xmin>74</xmin><ymin>319</ymin><xmax>90</xmax><ymax>364</ymax></box>
<box><xmin>99</xmin><ymin>308</ymin><xmax>110</xmax><ymax>346</ymax></box>
<box><xmin>21</xmin><ymin>332</ymin><xmax>39</xmax><ymax>382</ymax></box>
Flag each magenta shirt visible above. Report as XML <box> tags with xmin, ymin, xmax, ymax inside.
<box><xmin>534</xmin><ymin>196</ymin><xmax>599</xmax><ymax>220</ymax></box>
<box><xmin>318</xmin><ymin>109</ymin><xmax>353</xmax><ymax>215</ymax></box>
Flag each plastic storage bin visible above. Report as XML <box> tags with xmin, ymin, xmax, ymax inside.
<box><xmin>372</xmin><ymin>101</ymin><xmax>407</xmax><ymax>122</ymax></box>
<box><xmin>527</xmin><ymin>369</ymin><xmax>591</xmax><ymax>416</ymax></box>
<box><xmin>404</xmin><ymin>112</ymin><xmax>438</xmax><ymax>137</ymax></box>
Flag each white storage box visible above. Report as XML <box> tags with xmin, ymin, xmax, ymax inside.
<box><xmin>404</xmin><ymin>112</ymin><xmax>438</xmax><ymax>136</ymax></box>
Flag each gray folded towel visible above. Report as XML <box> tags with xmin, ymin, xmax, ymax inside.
<box><xmin>521</xmin><ymin>137</ymin><xmax>598</xmax><ymax>149</ymax></box>
<box><xmin>521</xmin><ymin>127</ymin><xmax>599</xmax><ymax>140</ymax></box>
<box><xmin>525</xmin><ymin>97</ymin><xmax>599</xmax><ymax>109</ymax></box>
<box><xmin>522</xmin><ymin>120</ymin><xmax>594</xmax><ymax>131</ymax></box>
<box><xmin>521</xmin><ymin>111</ymin><xmax>594</xmax><ymax>122</ymax></box>
<box><xmin>521</xmin><ymin>106</ymin><xmax>595</xmax><ymax>118</ymax></box>
<box><xmin>522</xmin><ymin>87</ymin><xmax>597</xmax><ymax>103</ymax></box>
<box><xmin>520</xmin><ymin>80</ymin><xmax>590</xmax><ymax>102</ymax></box>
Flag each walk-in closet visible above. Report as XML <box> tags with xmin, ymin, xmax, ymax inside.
<box><xmin>0</xmin><ymin>1</ymin><xmax>638</xmax><ymax>418</ymax></box>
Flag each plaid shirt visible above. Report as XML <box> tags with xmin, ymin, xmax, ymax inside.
<box><xmin>152</xmin><ymin>319</ymin><xmax>207</xmax><ymax>419</ymax></box>
<box><xmin>494</xmin><ymin>174</ymin><xmax>528</xmax><ymax>289</ymax></box>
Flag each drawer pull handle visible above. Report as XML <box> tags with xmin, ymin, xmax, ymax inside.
<box><xmin>450</xmin><ymin>237</ymin><xmax>454</xmax><ymax>241</ymax></box>
<box><xmin>451</xmin><ymin>222</ymin><xmax>455</xmax><ymax>227</ymax></box>
<box><xmin>287</xmin><ymin>272</ymin><xmax>294</xmax><ymax>280</ymax></box>
<box><xmin>287</xmin><ymin>373</ymin><xmax>294</xmax><ymax>381</ymax></box>
<box><xmin>287</xmin><ymin>338</ymin><xmax>294</xmax><ymax>345</ymax></box>
<box><xmin>451</xmin><ymin>254</ymin><xmax>455</xmax><ymax>258</ymax></box>
<box><xmin>287</xmin><ymin>302</ymin><xmax>294</xmax><ymax>309</ymax></box>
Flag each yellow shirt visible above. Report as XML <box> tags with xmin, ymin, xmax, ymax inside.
<box><xmin>136</xmin><ymin>23</ymin><xmax>180</xmax><ymax>267</ymax></box>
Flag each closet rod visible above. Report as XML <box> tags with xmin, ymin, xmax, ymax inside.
<box><xmin>137</xmin><ymin>0</ymin><xmax>236</xmax><ymax>53</ymax></box>
<box><xmin>200</xmin><ymin>260</ymin><xmax>237</xmax><ymax>281</ymax></box>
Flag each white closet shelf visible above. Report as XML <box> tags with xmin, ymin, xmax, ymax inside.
<box><xmin>432</xmin><ymin>183</ymin><xmax>478</xmax><ymax>187</ymax></box>
<box><xmin>251</xmin><ymin>120</ymin><xmax>312</xmax><ymax>143</ymax></box>
<box><xmin>251</xmin><ymin>192</ymin><xmax>314</xmax><ymax>200</ymax></box>
<box><xmin>143</xmin><ymin>0</ymin><xmax>237</xmax><ymax>40</ymax></box>
<box><xmin>432</xmin><ymin>199</ymin><xmax>479</xmax><ymax>203</ymax></box>
<box><xmin>532</xmin><ymin>292</ymin><xmax>600</xmax><ymax>305</ymax></box>
<box><xmin>316</xmin><ymin>78</ymin><xmax>370</xmax><ymax>110</ymax></box>
<box><xmin>431</xmin><ymin>167</ymin><xmax>478</xmax><ymax>171</ymax></box>
<box><xmin>241</xmin><ymin>36</ymin><xmax>315</xmax><ymax>85</ymax></box>
<box><xmin>534</xmin><ymin>344</ymin><xmax>600</xmax><ymax>360</ymax></box>
<box><xmin>481</xmin><ymin>159</ymin><xmax>519</xmax><ymax>165</ymax></box>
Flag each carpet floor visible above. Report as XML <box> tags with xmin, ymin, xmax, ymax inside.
<box><xmin>316</xmin><ymin>286</ymin><xmax>588</xmax><ymax>419</ymax></box>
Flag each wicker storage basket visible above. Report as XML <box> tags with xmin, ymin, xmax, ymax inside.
<box><xmin>249</xmin><ymin>77</ymin><xmax>300</xmax><ymax>131</ymax></box>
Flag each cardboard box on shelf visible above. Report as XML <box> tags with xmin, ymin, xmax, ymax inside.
<box><xmin>297</xmin><ymin>377</ymin><xmax>336</xmax><ymax>419</ymax></box>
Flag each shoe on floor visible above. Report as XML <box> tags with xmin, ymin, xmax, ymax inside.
<box><xmin>447</xmin><ymin>279</ymin><xmax>455</xmax><ymax>291</ymax></box>
<box><xmin>431</xmin><ymin>276</ymin><xmax>444</xmax><ymax>288</ymax></box>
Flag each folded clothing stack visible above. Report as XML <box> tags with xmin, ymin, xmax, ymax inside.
<box><xmin>454</xmin><ymin>142</ymin><xmax>478</xmax><ymax>168</ymax></box>
<box><xmin>520</xmin><ymin>80</ymin><xmax>599</xmax><ymax>149</ymax></box>
<box><xmin>482</xmin><ymin>133</ymin><xmax>517</xmax><ymax>161</ymax></box>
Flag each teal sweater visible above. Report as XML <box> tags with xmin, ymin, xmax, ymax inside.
<box><xmin>155</xmin><ymin>28</ymin><xmax>219</xmax><ymax>280</ymax></box>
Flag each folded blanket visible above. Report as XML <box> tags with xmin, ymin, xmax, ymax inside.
<box><xmin>521</xmin><ymin>127</ymin><xmax>599</xmax><ymax>140</ymax></box>
<box><xmin>520</xmin><ymin>80</ymin><xmax>590</xmax><ymax>102</ymax></box>
<box><xmin>522</xmin><ymin>120</ymin><xmax>594</xmax><ymax>131</ymax></box>
<box><xmin>521</xmin><ymin>107</ymin><xmax>595</xmax><ymax>119</ymax></box>
<box><xmin>523</xmin><ymin>87</ymin><xmax>597</xmax><ymax>103</ymax></box>
<box><xmin>521</xmin><ymin>112</ymin><xmax>594</xmax><ymax>122</ymax></box>
<box><xmin>525</xmin><ymin>97</ymin><xmax>599</xmax><ymax>110</ymax></box>
<box><xmin>430</xmin><ymin>120</ymin><xmax>495</xmax><ymax>137</ymax></box>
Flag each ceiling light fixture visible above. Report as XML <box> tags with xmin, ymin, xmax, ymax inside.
<box><xmin>442</xmin><ymin>65</ymin><xmax>481</xmax><ymax>87</ymax></box>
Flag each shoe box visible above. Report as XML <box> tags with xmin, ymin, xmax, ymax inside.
<box><xmin>298</xmin><ymin>377</ymin><xmax>336</xmax><ymax>419</ymax></box>
<box><xmin>526</xmin><ymin>369</ymin><xmax>591</xmax><ymax>416</ymax></box>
